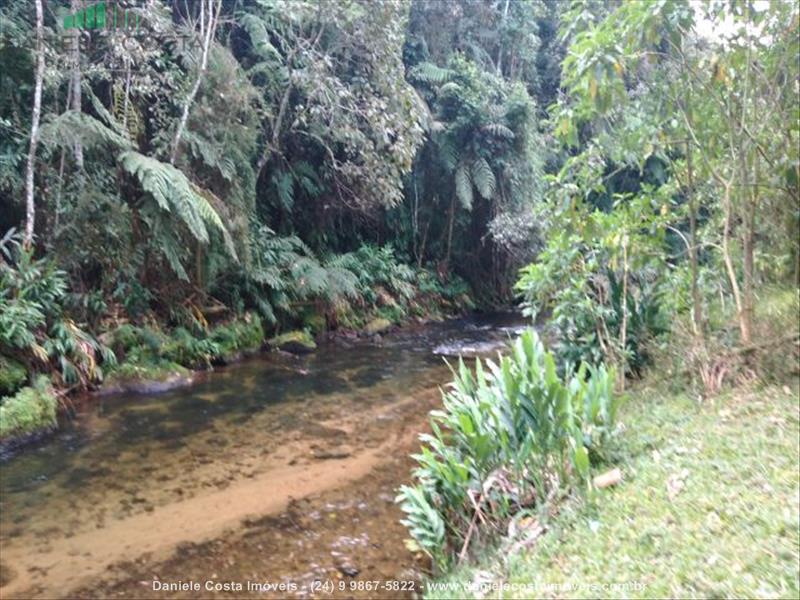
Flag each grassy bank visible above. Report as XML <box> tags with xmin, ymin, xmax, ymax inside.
<box><xmin>426</xmin><ymin>379</ymin><xmax>800</xmax><ymax>598</ymax></box>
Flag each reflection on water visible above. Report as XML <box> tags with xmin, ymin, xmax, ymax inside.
<box><xmin>0</xmin><ymin>313</ymin><xmax>525</xmax><ymax>597</ymax></box>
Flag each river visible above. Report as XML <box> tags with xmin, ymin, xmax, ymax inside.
<box><xmin>0</xmin><ymin>314</ymin><xmax>525</xmax><ymax>598</ymax></box>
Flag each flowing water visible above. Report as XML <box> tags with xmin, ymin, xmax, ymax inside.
<box><xmin>0</xmin><ymin>314</ymin><xmax>524</xmax><ymax>598</ymax></box>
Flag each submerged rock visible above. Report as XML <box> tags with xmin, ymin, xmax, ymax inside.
<box><xmin>268</xmin><ymin>331</ymin><xmax>317</xmax><ymax>354</ymax></box>
<box><xmin>98</xmin><ymin>372</ymin><xmax>194</xmax><ymax>396</ymax></box>
<box><xmin>432</xmin><ymin>339</ymin><xmax>508</xmax><ymax>358</ymax></box>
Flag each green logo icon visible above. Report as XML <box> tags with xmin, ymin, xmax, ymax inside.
<box><xmin>63</xmin><ymin>2</ymin><xmax>139</xmax><ymax>31</ymax></box>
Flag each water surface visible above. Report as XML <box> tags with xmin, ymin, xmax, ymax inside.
<box><xmin>0</xmin><ymin>314</ymin><xmax>524</xmax><ymax>598</ymax></box>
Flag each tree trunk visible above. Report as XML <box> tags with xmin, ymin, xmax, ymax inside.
<box><xmin>721</xmin><ymin>181</ymin><xmax>748</xmax><ymax>344</ymax></box>
<box><xmin>24</xmin><ymin>0</ymin><xmax>45</xmax><ymax>249</ymax></box>
<box><xmin>619</xmin><ymin>237</ymin><xmax>629</xmax><ymax>391</ymax></box>
<box><xmin>741</xmin><ymin>154</ymin><xmax>758</xmax><ymax>345</ymax></box>
<box><xmin>496</xmin><ymin>0</ymin><xmax>510</xmax><ymax>75</ymax></box>
<box><xmin>171</xmin><ymin>0</ymin><xmax>221</xmax><ymax>164</ymax></box>
<box><xmin>70</xmin><ymin>0</ymin><xmax>83</xmax><ymax>168</ymax></box>
<box><xmin>686</xmin><ymin>141</ymin><xmax>703</xmax><ymax>339</ymax></box>
<box><xmin>444</xmin><ymin>194</ymin><xmax>456</xmax><ymax>269</ymax></box>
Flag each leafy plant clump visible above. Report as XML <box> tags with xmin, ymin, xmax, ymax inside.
<box><xmin>108</xmin><ymin>313</ymin><xmax>265</xmax><ymax>375</ymax></box>
<box><xmin>0</xmin><ymin>375</ymin><xmax>58</xmax><ymax>439</ymax></box>
<box><xmin>0</xmin><ymin>233</ymin><xmax>116</xmax><ymax>390</ymax></box>
<box><xmin>0</xmin><ymin>355</ymin><xmax>27</xmax><ymax>396</ymax></box>
<box><xmin>397</xmin><ymin>330</ymin><xmax>618</xmax><ymax>569</ymax></box>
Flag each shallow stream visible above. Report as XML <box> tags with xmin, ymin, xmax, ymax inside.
<box><xmin>0</xmin><ymin>314</ymin><xmax>524</xmax><ymax>598</ymax></box>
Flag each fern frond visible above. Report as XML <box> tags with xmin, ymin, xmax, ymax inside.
<box><xmin>471</xmin><ymin>157</ymin><xmax>496</xmax><ymax>200</ymax></box>
<box><xmin>482</xmin><ymin>123</ymin><xmax>515</xmax><ymax>139</ymax></box>
<box><xmin>291</xmin><ymin>161</ymin><xmax>322</xmax><ymax>197</ymax></box>
<box><xmin>239</xmin><ymin>13</ymin><xmax>283</xmax><ymax>62</ymax></box>
<box><xmin>272</xmin><ymin>170</ymin><xmax>294</xmax><ymax>210</ymax></box>
<box><xmin>183</xmin><ymin>130</ymin><xmax>235</xmax><ymax>181</ymax></box>
<box><xmin>85</xmin><ymin>84</ymin><xmax>131</xmax><ymax>140</ymax></box>
<box><xmin>189</xmin><ymin>182</ymin><xmax>237</xmax><ymax>259</ymax></box>
<box><xmin>455</xmin><ymin>163</ymin><xmax>473</xmax><ymax>210</ymax></box>
<box><xmin>437</xmin><ymin>138</ymin><xmax>459</xmax><ymax>172</ymax></box>
<box><xmin>410</xmin><ymin>62</ymin><xmax>454</xmax><ymax>85</ymax></box>
<box><xmin>120</xmin><ymin>152</ymin><xmax>236</xmax><ymax>259</ymax></box>
<box><xmin>140</xmin><ymin>204</ymin><xmax>190</xmax><ymax>281</ymax></box>
<box><xmin>438</xmin><ymin>81</ymin><xmax>462</xmax><ymax>96</ymax></box>
<box><xmin>39</xmin><ymin>111</ymin><xmax>132</xmax><ymax>152</ymax></box>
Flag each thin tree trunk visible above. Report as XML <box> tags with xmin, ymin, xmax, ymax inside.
<box><xmin>444</xmin><ymin>194</ymin><xmax>456</xmax><ymax>268</ymax></box>
<box><xmin>496</xmin><ymin>0</ymin><xmax>510</xmax><ymax>75</ymax></box>
<box><xmin>70</xmin><ymin>0</ymin><xmax>83</xmax><ymax>168</ymax></box>
<box><xmin>686</xmin><ymin>141</ymin><xmax>702</xmax><ymax>339</ymax></box>
<box><xmin>417</xmin><ymin>218</ymin><xmax>430</xmax><ymax>269</ymax></box>
<box><xmin>741</xmin><ymin>154</ymin><xmax>758</xmax><ymax>345</ymax></box>
<box><xmin>24</xmin><ymin>0</ymin><xmax>45</xmax><ymax>249</ymax></box>
<box><xmin>171</xmin><ymin>0</ymin><xmax>221</xmax><ymax>164</ymax></box>
<box><xmin>619</xmin><ymin>237</ymin><xmax>629</xmax><ymax>391</ymax></box>
<box><xmin>721</xmin><ymin>181</ymin><xmax>747</xmax><ymax>344</ymax></box>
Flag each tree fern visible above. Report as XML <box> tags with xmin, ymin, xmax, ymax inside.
<box><xmin>471</xmin><ymin>157</ymin><xmax>496</xmax><ymax>199</ymax></box>
<box><xmin>189</xmin><ymin>182</ymin><xmax>237</xmax><ymax>258</ymax></box>
<box><xmin>39</xmin><ymin>111</ymin><xmax>132</xmax><ymax>152</ymax></box>
<box><xmin>140</xmin><ymin>204</ymin><xmax>190</xmax><ymax>280</ymax></box>
<box><xmin>86</xmin><ymin>85</ymin><xmax>133</xmax><ymax>141</ymax></box>
<box><xmin>239</xmin><ymin>13</ymin><xmax>283</xmax><ymax>62</ymax></box>
<box><xmin>437</xmin><ymin>81</ymin><xmax>462</xmax><ymax>96</ymax></box>
<box><xmin>291</xmin><ymin>161</ymin><xmax>322</xmax><ymax>197</ymax></box>
<box><xmin>119</xmin><ymin>151</ymin><xmax>234</xmax><ymax>259</ymax></box>
<box><xmin>455</xmin><ymin>162</ymin><xmax>473</xmax><ymax>210</ymax></box>
<box><xmin>183</xmin><ymin>130</ymin><xmax>236</xmax><ymax>182</ymax></box>
<box><xmin>437</xmin><ymin>137</ymin><xmax>459</xmax><ymax>172</ymax></box>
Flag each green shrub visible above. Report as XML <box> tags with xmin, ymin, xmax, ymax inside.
<box><xmin>0</xmin><ymin>355</ymin><xmax>27</xmax><ymax>396</ymax></box>
<box><xmin>209</xmin><ymin>313</ymin><xmax>264</xmax><ymax>355</ymax></box>
<box><xmin>0</xmin><ymin>375</ymin><xmax>58</xmax><ymax>439</ymax></box>
<box><xmin>108</xmin><ymin>314</ymin><xmax>264</xmax><ymax>375</ymax></box>
<box><xmin>1</xmin><ymin>236</ymin><xmax>115</xmax><ymax>388</ymax></box>
<box><xmin>397</xmin><ymin>330</ymin><xmax>618</xmax><ymax>569</ymax></box>
<box><xmin>162</xmin><ymin>327</ymin><xmax>221</xmax><ymax>368</ymax></box>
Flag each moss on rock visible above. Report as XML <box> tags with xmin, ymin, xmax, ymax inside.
<box><xmin>269</xmin><ymin>330</ymin><xmax>317</xmax><ymax>354</ymax></box>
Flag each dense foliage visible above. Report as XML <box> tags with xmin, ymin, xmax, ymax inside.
<box><xmin>516</xmin><ymin>0</ymin><xmax>799</xmax><ymax>390</ymax></box>
<box><xmin>0</xmin><ymin>0</ymin><xmax>796</xmax><ymax>470</ymax></box>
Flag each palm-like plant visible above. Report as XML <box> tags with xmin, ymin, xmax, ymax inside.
<box><xmin>0</xmin><ymin>231</ymin><xmax>115</xmax><ymax>390</ymax></box>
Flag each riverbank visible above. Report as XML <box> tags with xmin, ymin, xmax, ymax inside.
<box><xmin>0</xmin><ymin>281</ymin><xmax>473</xmax><ymax>449</ymax></box>
<box><xmin>426</xmin><ymin>379</ymin><xmax>800</xmax><ymax>598</ymax></box>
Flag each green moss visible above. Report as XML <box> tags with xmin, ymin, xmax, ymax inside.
<box><xmin>269</xmin><ymin>330</ymin><xmax>317</xmax><ymax>354</ymax></box>
<box><xmin>0</xmin><ymin>355</ymin><xmax>27</xmax><ymax>396</ymax></box>
<box><xmin>301</xmin><ymin>310</ymin><xmax>327</xmax><ymax>335</ymax></box>
<box><xmin>0</xmin><ymin>375</ymin><xmax>58</xmax><ymax>439</ymax></box>
<box><xmin>106</xmin><ymin>359</ymin><xmax>189</xmax><ymax>384</ymax></box>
